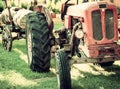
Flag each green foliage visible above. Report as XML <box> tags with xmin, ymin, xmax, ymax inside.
<box><xmin>0</xmin><ymin>1</ymin><xmax>4</xmax><ymax>12</ymax></box>
<box><xmin>49</xmin><ymin>0</ymin><xmax>59</xmax><ymax>3</ymax></box>
<box><xmin>11</xmin><ymin>2</ymin><xmax>16</xmax><ymax>7</ymax></box>
<box><xmin>54</xmin><ymin>0</ymin><xmax>58</xmax><ymax>4</ymax></box>
<box><xmin>21</xmin><ymin>3</ymin><xmax>28</xmax><ymax>9</ymax></box>
<box><xmin>52</xmin><ymin>8</ymin><xmax>60</xmax><ymax>14</ymax></box>
<box><xmin>53</xmin><ymin>0</ymin><xmax>62</xmax><ymax>4</ymax></box>
<box><xmin>47</xmin><ymin>0</ymin><xmax>61</xmax><ymax>14</ymax></box>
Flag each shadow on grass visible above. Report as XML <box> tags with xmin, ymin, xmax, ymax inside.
<box><xmin>72</xmin><ymin>64</ymin><xmax>120</xmax><ymax>89</ymax></box>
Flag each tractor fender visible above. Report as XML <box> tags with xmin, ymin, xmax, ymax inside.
<box><xmin>34</xmin><ymin>5</ymin><xmax>54</xmax><ymax>32</ymax></box>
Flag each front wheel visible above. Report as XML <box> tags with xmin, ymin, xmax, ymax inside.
<box><xmin>55</xmin><ymin>49</ymin><xmax>71</xmax><ymax>89</ymax></box>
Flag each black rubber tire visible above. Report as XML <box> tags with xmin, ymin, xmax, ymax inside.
<box><xmin>2</xmin><ymin>26</ymin><xmax>12</xmax><ymax>51</ymax></box>
<box><xmin>26</xmin><ymin>12</ymin><xmax>51</xmax><ymax>72</ymax></box>
<box><xmin>99</xmin><ymin>61</ymin><xmax>114</xmax><ymax>67</ymax></box>
<box><xmin>55</xmin><ymin>49</ymin><xmax>71</xmax><ymax>89</ymax></box>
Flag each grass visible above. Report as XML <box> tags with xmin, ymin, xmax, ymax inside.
<box><xmin>0</xmin><ymin>19</ymin><xmax>120</xmax><ymax>89</ymax></box>
<box><xmin>1</xmin><ymin>40</ymin><xmax>120</xmax><ymax>89</ymax></box>
<box><xmin>71</xmin><ymin>63</ymin><xmax>120</xmax><ymax>89</ymax></box>
<box><xmin>0</xmin><ymin>19</ymin><xmax>62</xmax><ymax>89</ymax></box>
<box><xmin>0</xmin><ymin>40</ymin><xmax>58</xmax><ymax>89</ymax></box>
<box><xmin>53</xmin><ymin>18</ymin><xmax>63</xmax><ymax>30</ymax></box>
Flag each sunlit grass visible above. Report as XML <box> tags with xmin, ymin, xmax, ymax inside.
<box><xmin>0</xmin><ymin>39</ymin><xmax>58</xmax><ymax>89</ymax></box>
<box><xmin>53</xmin><ymin>18</ymin><xmax>63</xmax><ymax>30</ymax></box>
<box><xmin>0</xmin><ymin>18</ymin><xmax>62</xmax><ymax>89</ymax></box>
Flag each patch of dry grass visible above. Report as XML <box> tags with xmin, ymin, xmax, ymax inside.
<box><xmin>0</xmin><ymin>70</ymin><xmax>37</xmax><ymax>86</ymax></box>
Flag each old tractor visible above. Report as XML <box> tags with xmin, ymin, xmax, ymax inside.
<box><xmin>54</xmin><ymin>0</ymin><xmax>120</xmax><ymax>89</ymax></box>
<box><xmin>0</xmin><ymin>0</ymin><xmax>120</xmax><ymax>89</ymax></box>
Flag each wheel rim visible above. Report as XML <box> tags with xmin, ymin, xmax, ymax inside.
<box><xmin>55</xmin><ymin>57</ymin><xmax>60</xmax><ymax>89</ymax></box>
<box><xmin>27</xmin><ymin>29</ymin><xmax>32</xmax><ymax>64</ymax></box>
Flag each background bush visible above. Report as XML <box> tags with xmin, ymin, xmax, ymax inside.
<box><xmin>0</xmin><ymin>1</ymin><xmax>4</xmax><ymax>12</ymax></box>
<box><xmin>11</xmin><ymin>2</ymin><xmax>16</xmax><ymax>7</ymax></box>
<box><xmin>21</xmin><ymin>3</ymin><xmax>28</xmax><ymax>9</ymax></box>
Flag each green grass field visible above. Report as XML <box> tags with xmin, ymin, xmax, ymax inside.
<box><xmin>0</xmin><ymin>21</ymin><xmax>120</xmax><ymax>89</ymax></box>
<box><xmin>0</xmin><ymin>39</ymin><xmax>58</xmax><ymax>89</ymax></box>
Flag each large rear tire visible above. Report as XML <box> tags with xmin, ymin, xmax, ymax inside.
<box><xmin>55</xmin><ymin>49</ymin><xmax>71</xmax><ymax>89</ymax></box>
<box><xmin>26</xmin><ymin>12</ymin><xmax>50</xmax><ymax>72</ymax></box>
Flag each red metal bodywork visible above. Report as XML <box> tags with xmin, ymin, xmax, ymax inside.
<box><xmin>64</xmin><ymin>1</ymin><xmax>120</xmax><ymax>60</ymax></box>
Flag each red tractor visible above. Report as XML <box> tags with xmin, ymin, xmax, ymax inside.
<box><xmin>54</xmin><ymin>0</ymin><xmax>120</xmax><ymax>89</ymax></box>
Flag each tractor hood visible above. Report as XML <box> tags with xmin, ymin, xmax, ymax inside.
<box><xmin>67</xmin><ymin>1</ymin><xmax>114</xmax><ymax>17</ymax></box>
